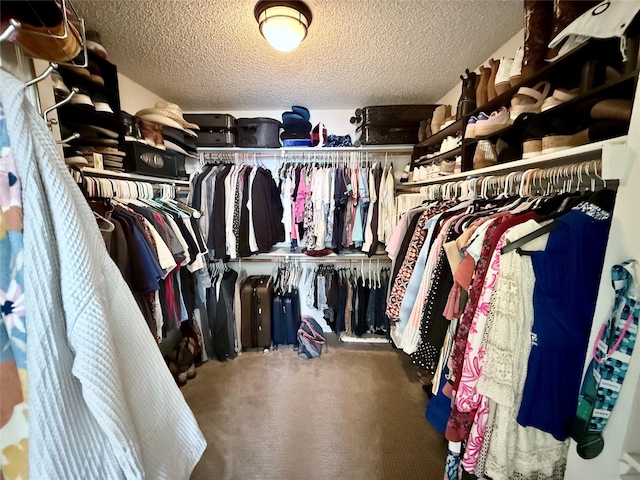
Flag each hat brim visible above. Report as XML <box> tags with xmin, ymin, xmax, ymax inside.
<box><xmin>136</xmin><ymin>108</ymin><xmax>200</xmax><ymax>130</ymax></box>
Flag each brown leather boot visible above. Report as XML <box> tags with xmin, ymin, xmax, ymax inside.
<box><xmin>476</xmin><ymin>67</ymin><xmax>490</xmax><ymax>108</ymax></box>
<box><xmin>522</xmin><ymin>0</ymin><xmax>554</xmax><ymax>81</ymax></box>
<box><xmin>487</xmin><ymin>59</ymin><xmax>500</xmax><ymax>101</ymax></box>
<box><xmin>547</xmin><ymin>0</ymin><xmax>599</xmax><ymax>59</ymax></box>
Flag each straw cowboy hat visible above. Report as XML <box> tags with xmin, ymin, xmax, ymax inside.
<box><xmin>136</xmin><ymin>101</ymin><xmax>200</xmax><ymax>131</ymax></box>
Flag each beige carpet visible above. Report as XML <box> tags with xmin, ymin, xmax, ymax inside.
<box><xmin>182</xmin><ymin>339</ymin><xmax>447</xmax><ymax>480</ymax></box>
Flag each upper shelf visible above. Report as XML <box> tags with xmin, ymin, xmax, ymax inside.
<box><xmin>402</xmin><ymin>136</ymin><xmax>627</xmax><ymax>186</ymax></box>
<box><xmin>197</xmin><ymin>145</ymin><xmax>414</xmax><ymax>154</ymax></box>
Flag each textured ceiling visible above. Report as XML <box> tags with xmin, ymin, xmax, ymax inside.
<box><xmin>73</xmin><ymin>0</ymin><xmax>524</xmax><ymax>111</ymax></box>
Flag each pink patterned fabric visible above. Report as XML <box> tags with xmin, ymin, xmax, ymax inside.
<box><xmin>385</xmin><ymin>212</ymin><xmax>429</xmax><ymax>320</ymax></box>
<box><xmin>457</xmin><ymin>234</ymin><xmax>507</xmax><ymax>473</ymax></box>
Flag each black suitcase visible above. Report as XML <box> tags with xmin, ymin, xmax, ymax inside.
<box><xmin>241</xmin><ymin>276</ymin><xmax>273</xmax><ymax>349</ymax></box>
<box><xmin>272</xmin><ymin>289</ymin><xmax>301</xmax><ymax>346</ymax></box>
<box><xmin>351</xmin><ymin>105</ymin><xmax>438</xmax><ymax>127</ymax></box>
<box><xmin>183</xmin><ymin>113</ymin><xmax>235</xmax><ymax>130</ymax></box>
<box><xmin>195</xmin><ymin>129</ymin><xmax>236</xmax><ymax>147</ymax></box>
<box><xmin>357</xmin><ymin>125</ymin><xmax>419</xmax><ymax>145</ymax></box>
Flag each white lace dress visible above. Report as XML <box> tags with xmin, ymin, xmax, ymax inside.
<box><xmin>476</xmin><ymin>220</ymin><xmax>569</xmax><ymax>480</ymax></box>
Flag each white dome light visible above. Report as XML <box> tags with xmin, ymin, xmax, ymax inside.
<box><xmin>255</xmin><ymin>2</ymin><xmax>312</xmax><ymax>53</ymax></box>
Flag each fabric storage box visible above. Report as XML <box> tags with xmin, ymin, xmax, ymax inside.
<box><xmin>357</xmin><ymin>125</ymin><xmax>419</xmax><ymax>145</ymax></box>
<box><xmin>237</xmin><ymin>117</ymin><xmax>282</xmax><ymax>148</ymax></box>
<box><xmin>355</xmin><ymin>105</ymin><xmax>439</xmax><ymax>127</ymax></box>
<box><xmin>125</xmin><ymin>142</ymin><xmax>180</xmax><ymax>178</ymax></box>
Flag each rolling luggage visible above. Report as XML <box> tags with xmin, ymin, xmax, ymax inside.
<box><xmin>183</xmin><ymin>113</ymin><xmax>236</xmax><ymax>147</ymax></box>
<box><xmin>351</xmin><ymin>105</ymin><xmax>439</xmax><ymax>127</ymax></box>
<box><xmin>272</xmin><ymin>289</ymin><xmax>301</xmax><ymax>346</ymax></box>
<box><xmin>351</xmin><ymin>104</ymin><xmax>439</xmax><ymax>145</ymax></box>
<box><xmin>241</xmin><ymin>276</ymin><xmax>273</xmax><ymax>349</ymax></box>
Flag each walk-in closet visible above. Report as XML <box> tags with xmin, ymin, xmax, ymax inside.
<box><xmin>1</xmin><ymin>1</ymin><xmax>640</xmax><ymax>479</ymax></box>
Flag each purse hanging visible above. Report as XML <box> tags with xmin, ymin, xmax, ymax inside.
<box><xmin>572</xmin><ymin>260</ymin><xmax>639</xmax><ymax>459</ymax></box>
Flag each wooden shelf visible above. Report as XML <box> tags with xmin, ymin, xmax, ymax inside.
<box><xmin>415</xmin><ymin>119</ymin><xmax>464</xmax><ymax>149</ymax></box>
<box><xmin>197</xmin><ymin>145</ymin><xmax>414</xmax><ymax>154</ymax></box>
<box><xmin>467</xmin><ymin>39</ymin><xmax>600</xmax><ymax>119</ymax></box>
<box><xmin>463</xmin><ymin>68</ymin><xmax>639</xmax><ymax>146</ymax></box>
<box><xmin>403</xmin><ymin>136</ymin><xmax>627</xmax><ymax>186</ymax></box>
<box><xmin>413</xmin><ymin>146</ymin><xmax>462</xmax><ymax>166</ymax></box>
<box><xmin>81</xmin><ymin>167</ymin><xmax>190</xmax><ymax>185</ymax></box>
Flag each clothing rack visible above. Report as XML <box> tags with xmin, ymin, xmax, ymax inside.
<box><xmin>200</xmin><ymin>149</ymin><xmax>404</xmax><ymax>167</ymax></box>
<box><xmin>73</xmin><ymin>171</ymin><xmax>184</xmax><ymax>200</ymax></box>
<box><xmin>400</xmin><ymin>159</ymin><xmax>607</xmax><ymax>201</ymax></box>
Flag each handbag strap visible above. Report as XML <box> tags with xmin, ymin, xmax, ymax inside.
<box><xmin>592</xmin><ymin>260</ymin><xmax>639</xmax><ymax>364</ymax></box>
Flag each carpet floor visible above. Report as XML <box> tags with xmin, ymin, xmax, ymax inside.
<box><xmin>182</xmin><ymin>340</ymin><xmax>447</xmax><ymax>480</ymax></box>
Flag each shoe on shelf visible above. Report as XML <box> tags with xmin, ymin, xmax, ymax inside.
<box><xmin>431</xmin><ymin>104</ymin><xmax>452</xmax><ymax>133</ymax></box>
<box><xmin>51</xmin><ymin>70</ymin><xmax>70</xmax><ymax>98</ymax></box>
<box><xmin>465</xmin><ymin>116</ymin><xmax>478</xmax><ymax>139</ymax></box>
<box><xmin>64</xmin><ymin>148</ymin><xmax>88</xmax><ymax>167</ymax></box>
<box><xmin>473</xmin><ymin>140</ymin><xmax>498</xmax><ymax>169</ymax></box>
<box><xmin>418</xmin><ymin>119</ymin><xmax>431</xmax><ymax>143</ymax></box>
<box><xmin>468</xmin><ymin>112</ymin><xmax>489</xmax><ymax>139</ymax></box>
<box><xmin>476</xmin><ymin>67</ymin><xmax>490</xmax><ymax>108</ymax></box>
<box><xmin>487</xmin><ymin>58</ymin><xmax>500</xmax><ymax>101</ymax></box>
<box><xmin>88</xmin><ymin>61</ymin><xmax>105</xmax><ymax>86</ymax></box>
<box><xmin>75</xmin><ymin>124</ymin><xmax>119</xmax><ymax>139</ymax></box>
<box><xmin>509</xmin><ymin>46</ymin><xmax>524</xmax><ymax>87</ymax></box>
<box><xmin>510</xmin><ymin>81</ymin><xmax>551</xmax><ymax>120</ymax></box>
<box><xmin>522</xmin><ymin>139</ymin><xmax>542</xmax><ymax>158</ymax></box>
<box><xmin>86</xmin><ymin>30</ymin><xmax>108</xmax><ymax>59</ymax></box>
<box><xmin>590</xmin><ymin>99</ymin><xmax>633</xmax><ymax>122</ymax></box>
<box><xmin>495</xmin><ymin>57</ymin><xmax>514</xmax><ymax>95</ymax></box>
<box><xmin>91</xmin><ymin>92</ymin><xmax>114</xmax><ymax>114</ymax></box>
<box><xmin>541</xmin><ymin>128</ymin><xmax>590</xmax><ymax>154</ymax></box>
<box><xmin>400</xmin><ymin>164</ymin><xmax>410</xmax><ymax>183</ymax></box>
<box><xmin>69</xmin><ymin>87</ymin><xmax>94</xmax><ymax>108</ymax></box>
<box><xmin>440</xmin><ymin>159</ymin><xmax>455</xmax><ymax>176</ymax></box>
<box><xmin>474</xmin><ymin>107</ymin><xmax>511</xmax><ymax>137</ymax></box>
<box><xmin>540</xmin><ymin>88</ymin><xmax>579</xmax><ymax>112</ymax></box>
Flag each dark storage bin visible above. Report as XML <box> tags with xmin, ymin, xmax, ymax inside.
<box><xmin>237</xmin><ymin>117</ymin><xmax>282</xmax><ymax>148</ymax></box>
<box><xmin>183</xmin><ymin>113</ymin><xmax>235</xmax><ymax>130</ymax></box>
<box><xmin>357</xmin><ymin>125</ymin><xmax>419</xmax><ymax>145</ymax></box>
<box><xmin>125</xmin><ymin>142</ymin><xmax>180</xmax><ymax>178</ymax></box>
<box><xmin>194</xmin><ymin>129</ymin><xmax>236</xmax><ymax>147</ymax></box>
<box><xmin>356</xmin><ymin>105</ymin><xmax>439</xmax><ymax>127</ymax></box>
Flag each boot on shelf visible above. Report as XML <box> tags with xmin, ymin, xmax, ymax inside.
<box><xmin>476</xmin><ymin>66</ymin><xmax>490</xmax><ymax>109</ymax></box>
<box><xmin>522</xmin><ymin>0</ymin><xmax>553</xmax><ymax>81</ymax></box>
<box><xmin>456</xmin><ymin>69</ymin><xmax>478</xmax><ymax>120</ymax></box>
<box><xmin>547</xmin><ymin>0</ymin><xmax>599</xmax><ymax>60</ymax></box>
<box><xmin>487</xmin><ymin>58</ymin><xmax>500</xmax><ymax>101</ymax></box>
<box><xmin>431</xmin><ymin>104</ymin><xmax>452</xmax><ymax>133</ymax></box>
<box><xmin>495</xmin><ymin>57</ymin><xmax>514</xmax><ymax>95</ymax></box>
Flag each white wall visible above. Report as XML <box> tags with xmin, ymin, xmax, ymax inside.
<box><xmin>118</xmin><ymin>72</ymin><xmax>166</xmax><ymax>114</ymax></box>
<box><xmin>564</xmin><ymin>79</ymin><xmax>640</xmax><ymax>480</ymax></box>
<box><xmin>437</xmin><ymin>29</ymin><xmax>524</xmax><ymax>113</ymax></box>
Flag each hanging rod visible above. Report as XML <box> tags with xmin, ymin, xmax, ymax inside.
<box><xmin>0</xmin><ymin>19</ymin><xmax>21</xmax><ymax>43</ymax></box>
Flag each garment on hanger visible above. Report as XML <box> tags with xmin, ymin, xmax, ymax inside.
<box><xmin>383</xmin><ymin>166</ymin><xmax>615</xmax><ymax>480</ymax></box>
<box><xmin>1</xmin><ymin>70</ymin><xmax>205</xmax><ymax>480</ymax></box>
<box><xmin>190</xmin><ymin>160</ymin><xmax>284</xmax><ymax>259</ymax></box>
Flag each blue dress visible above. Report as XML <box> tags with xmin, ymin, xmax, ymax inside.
<box><xmin>517</xmin><ymin>203</ymin><xmax>612</xmax><ymax>441</ymax></box>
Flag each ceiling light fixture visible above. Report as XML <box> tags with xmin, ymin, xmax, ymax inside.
<box><xmin>254</xmin><ymin>1</ymin><xmax>312</xmax><ymax>52</ymax></box>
